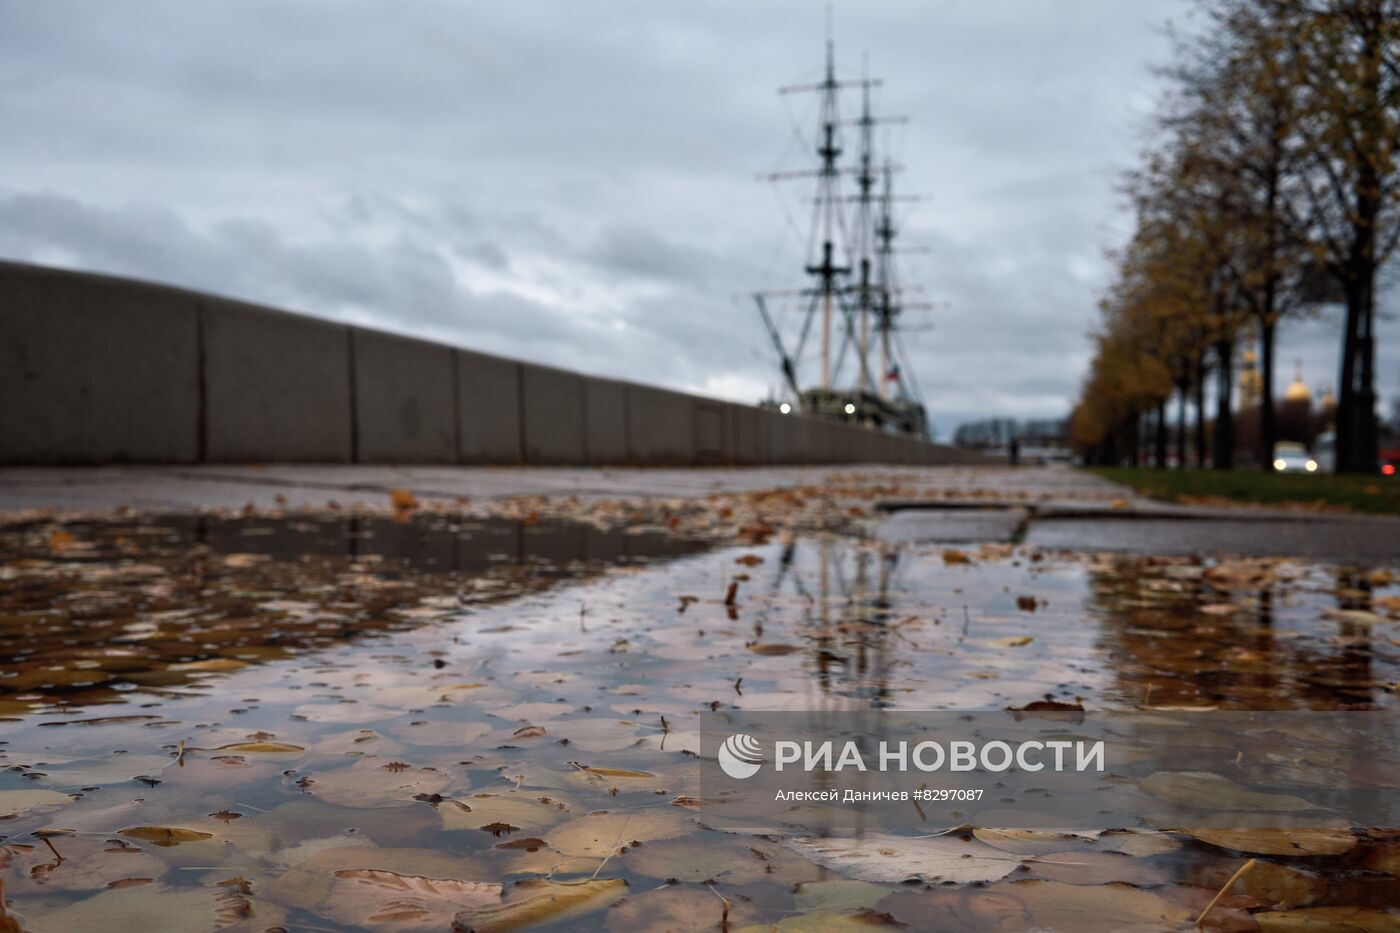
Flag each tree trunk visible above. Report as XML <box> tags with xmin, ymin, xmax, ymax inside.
<box><xmin>1258</xmin><ymin>317</ymin><xmax>1276</xmax><ymax>471</ymax></box>
<box><xmin>1195</xmin><ymin>363</ymin><xmax>1208</xmax><ymax>468</ymax></box>
<box><xmin>1214</xmin><ymin>339</ymin><xmax>1235</xmax><ymax>470</ymax></box>
<box><xmin>1176</xmin><ymin>385</ymin><xmax>1187</xmax><ymax>469</ymax></box>
<box><xmin>1155</xmin><ymin>400</ymin><xmax>1168</xmax><ymax>468</ymax></box>
<box><xmin>1339</xmin><ymin>273</ymin><xmax>1380</xmax><ymax>473</ymax></box>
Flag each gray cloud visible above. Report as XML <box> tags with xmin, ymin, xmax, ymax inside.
<box><xmin>2</xmin><ymin>0</ymin><xmax>1390</xmax><ymax>439</ymax></box>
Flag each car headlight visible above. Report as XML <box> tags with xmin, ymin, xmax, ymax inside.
<box><xmin>1273</xmin><ymin>459</ymin><xmax>1287</xmax><ymax>471</ymax></box>
<box><xmin>1305</xmin><ymin>460</ymin><xmax>1318</xmax><ymax>472</ymax></box>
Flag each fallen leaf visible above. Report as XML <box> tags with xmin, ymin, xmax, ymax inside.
<box><xmin>213</xmin><ymin>741</ymin><xmax>305</xmax><ymax>754</ymax></box>
<box><xmin>607</xmin><ymin>885</ymin><xmax>761</xmax><ymax>932</ymax></box>
<box><xmin>456</xmin><ymin>877</ymin><xmax>626</xmax><ymax>932</ymax></box>
<box><xmin>791</xmin><ymin>879</ymin><xmax>892</xmax><ymax>914</ymax></box>
<box><xmin>546</xmin><ymin>811</ymin><xmax>693</xmax><ymax>859</ymax></box>
<box><xmin>301</xmin><ymin>758</ymin><xmax>454</xmax><ymax>809</ymax></box>
<box><xmin>322</xmin><ymin>868</ymin><xmax>500</xmax><ymax>932</ymax></box>
<box><xmin>992</xmin><ymin>879</ymin><xmax>1189</xmax><ymax>933</ymax></box>
<box><xmin>1140</xmin><ymin>772</ymin><xmax>1318</xmax><ymax>812</ymax></box>
<box><xmin>1254</xmin><ymin>906</ymin><xmax>1400</xmax><ymax>932</ymax></box>
<box><xmin>1322</xmin><ymin>608</ymin><xmax>1390</xmax><ymax>626</ymax></box>
<box><xmin>1023</xmin><ymin>850</ymin><xmax>1167</xmax><ymax>886</ymax></box>
<box><xmin>1183</xmin><ymin>827</ymin><xmax>1356</xmax><ymax>856</ymax></box>
<box><xmin>971</xmin><ymin>828</ymin><xmax>1099</xmax><ymax>857</ymax></box>
<box><xmin>117</xmin><ymin>827</ymin><xmax>214</xmax><ymax>847</ymax></box>
<box><xmin>438</xmin><ymin>794</ymin><xmax>568</xmax><ymax>835</ymax></box>
<box><xmin>0</xmin><ymin>790</ymin><xmax>73</xmax><ymax>819</ymax></box>
<box><xmin>786</xmin><ymin>832</ymin><xmax>1021</xmax><ymax>884</ymax></box>
<box><xmin>749</xmin><ymin>643</ymin><xmax>800</xmax><ymax>656</ymax></box>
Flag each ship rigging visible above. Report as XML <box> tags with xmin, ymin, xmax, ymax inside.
<box><xmin>754</xmin><ymin>31</ymin><xmax>932</xmax><ymax>439</ymax></box>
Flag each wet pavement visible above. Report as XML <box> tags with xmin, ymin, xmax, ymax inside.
<box><xmin>0</xmin><ymin>467</ymin><xmax>1398</xmax><ymax>931</ymax></box>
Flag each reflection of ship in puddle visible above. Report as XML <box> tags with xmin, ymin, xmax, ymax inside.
<box><xmin>0</xmin><ymin>513</ymin><xmax>708</xmax><ymax>712</ymax></box>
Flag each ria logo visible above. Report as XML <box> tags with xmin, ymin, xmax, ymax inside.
<box><xmin>718</xmin><ymin>733</ymin><xmax>764</xmax><ymax>779</ymax></box>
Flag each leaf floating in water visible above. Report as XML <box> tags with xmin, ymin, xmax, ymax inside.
<box><xmin>1183</xmin><ymin>827</ymin><xmax>1357</xmax><ymax>857</ymax></box>
<box><xmin>214</xmin><ymin>741</ymin><xmax>305</xmax><ymax>753</ymax></box>
<box><xmin>0</xmin><ymin>790</ymin><xmax>73</xmax><ymax>819</ymax></box>
<box><xmin>971</xmin><ymin>827</ymin><xmax>1099</xmax><ymax>857</ymax></box>
<box><xmin>494</xmin><ymin>837</ymin><xmax>546</xmax><ymax>851</ymax></box>
<box><xmin>942</xmin><ymin>549</ymin><xmax>972</xmax><ymax>565</ymax></box>
<box><xmin>1140</xmin><ymin>772</ymin><xmax>1318</xmax><ymax>812</ymax></box>
<box><xmin>118</xmin><ymin>827</ymin><xmax>214</xmax><ymax>847</ymax></box>
<box><xmin>452</xmin><ymin>877</ymin><xmax>626</xmax><ymax>933</ymax></box>
<box><xmin>748</xmin><ymin>643</ymin><xmax>799</xmax><ymax>656</ymax></box>
<box><xmin>301</xmin><ymin>758</ymin><xmax>455</xmax><ymax>809</ymax></box>
<box><xmin>984</xmin><ymin>879</ymin><xmax>1190</xmax><ymax>933</ymax></box>
<box><xmin>37</xmin><ymin>715</ymin><xmax>163</xmax><ymax>728</ymax></box>
<box><xmin>1252</xmin><ymin>906</ymin><xmax>1400</xmax><ymax>931</ymax></box>
<box><xmin>581</xmin><ymin>767</ymin><xmax>654</xmax><ymax>779</ymax></box>
<box><xmin>546</xmin><ymin>811</ymin><xmax>693</xmax><ymax>859</ymax></box>
<box><xmin>1322</xmin><ymin>608</ymin><xmax>1390</xmax><ymax>626</ymax></box>
<box><xmin>439</xmin><ymin>794</ymin><xmax>568</xmax><ymax>835</ymax></box>
<box><xmin>1004</xmin><ymin>699</ymin><xmax>1084</xmax><ymax>713</ymax></box>
<box><xmin>10</xmin><ymin>881</ymin><xmax>263</xmax><ymax>933</ymax></box>
<box><xmin>787</xmin><ymin>833</ymin><xmax>1021</xmax><ymax>885</ymax></box>
<box><xmin>323</xmin><ymin>869</ymin><xmax>501</xmax><ymax>932</ymax></box>
<box><xmin>605</xmin><ymin>885</ymin><xmax>761</xmax><ymax>932</ymax></box>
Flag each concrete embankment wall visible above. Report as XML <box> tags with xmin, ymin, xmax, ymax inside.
<box><xmin>0</xmin><ymin>261</ymin><xmax>988</xmax><ymax>467</ymax></box>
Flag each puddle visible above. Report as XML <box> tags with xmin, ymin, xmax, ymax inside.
<box><xmin>0</xmin><ymin>519</ymin><xmax>1397</xmax><ymax>930</ymax></box>
<box><xmin>0</xmin><ymin>513</ymin><xmax>706</xmax><ymax>712</ymax></box>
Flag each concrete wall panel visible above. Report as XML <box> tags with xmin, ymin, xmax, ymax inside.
<box><xmin>1</xmin><ymin>262</ymin><xmax>988</xmax><ymax>468</ymax></box>
<box><xmin>584</xmin><ymin>377</ymin><xmax>628</xmax><ymax>463</ymax></box>
<box><xmin>628</xmin><ymin>385</ymin><xmax>694</xmax><ymax>463</ymax></box>
<box><xmin>0</xmin><ymin>263</ymin><xmax>199</xmax><ymax>464</ymax></box>
<box><xmin>694</xmin><ymin>401</ymin><xmax>726</xmax><ymax>463</ymax></box>
<box><xmin>457</xmin><ymin>349</ymin><xmax>521</xmax><ymax>463</ymax></box>
<box><xmin>353</xmin><ymin>329</ymin><xmax>456</xmax><ymax>463</ymax></box>
<box><xmin>202</xmin><ymin>297</ymin><xmax>353</xmax><ymax>462</ymax></box>
<box><xmin>520</xmin><ymin>363</ymin><xmax>585</xmax><ymax>464</ymax></box>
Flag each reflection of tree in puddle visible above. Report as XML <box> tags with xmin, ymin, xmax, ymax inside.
<box><xmin>0</xmin><ymin>514</ymin><xmax>706</xmax><ymax>713</ymax></box>
<box><xmin>1083</xmin><ymin>555</ymin><xmax>1399</xmax><ymax>710</ymax></box>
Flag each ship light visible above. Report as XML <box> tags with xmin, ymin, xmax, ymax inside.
<box><xmin>844</xmin><ymin>403</ymin><xmax>856</xmax><ymax>414</ymax></box>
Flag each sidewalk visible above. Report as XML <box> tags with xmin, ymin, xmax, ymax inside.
<box><xmin>1</xmin><ymin>463</ymin><xmax>1396</xmax><ymax>561</ymax></box>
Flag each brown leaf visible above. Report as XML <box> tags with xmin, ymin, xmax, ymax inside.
<box><xmin>117</xmin><ymin>827</ymin><xmax>214</xmax><ymax>847</ymax></box>
<box><xmin>453</xmin><ymin>877</ymin><xmax>626</xmax><ymax>933</ymax></box>
<box><xmin>325</xmin><ymin>869</ymin><xmax>500</xmax><ymax>932</ymax></box>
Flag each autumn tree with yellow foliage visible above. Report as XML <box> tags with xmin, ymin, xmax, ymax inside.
<box><xmin>1076</xmin><ymin>0</ymin><xmax>1396</xmax><ymax>472</ymax></box>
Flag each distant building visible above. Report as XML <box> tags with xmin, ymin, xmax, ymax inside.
<box><xmin>954</xmin><ymin>417</ymin><xmax>1068</xmax><ymax>450</ymax></box>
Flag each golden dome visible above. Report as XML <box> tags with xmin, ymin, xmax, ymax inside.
<box><xmin>1284</xmin><ymin>362</ymin><xmax>1311</xmax><ymax>404</ymax></box>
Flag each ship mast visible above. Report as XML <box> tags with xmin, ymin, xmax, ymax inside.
<box><xmin>792</xmin><ymin>33</ymin><xmax>849</xmax><ymax>389</ymax></box>
<box><xmin>875</xmin><ymin>160</ymin><xmax>897</xmax><ymax>401</ymax></box>
<box><xmin>750</xmin><ymin>15</ymin><xmax>933</xmax><ymax>438</ymax></box>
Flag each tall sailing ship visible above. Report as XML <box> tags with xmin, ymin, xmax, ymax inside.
<box><xmin>753</xmin><ymin>32</ymin><xmax>931</xmax><ymax>439</ymax></box>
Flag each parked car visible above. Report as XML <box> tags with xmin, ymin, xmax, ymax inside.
<box><xmin>1272</xmin><ymin>441</ymin><xmax>1318</xmax><ymax>474</ymax></box>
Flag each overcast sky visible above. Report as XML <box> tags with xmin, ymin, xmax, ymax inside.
<box><xmin>2</xmin><ymin>1</ymin><xmax>1394</xmax><ymax>437</ymax></box>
